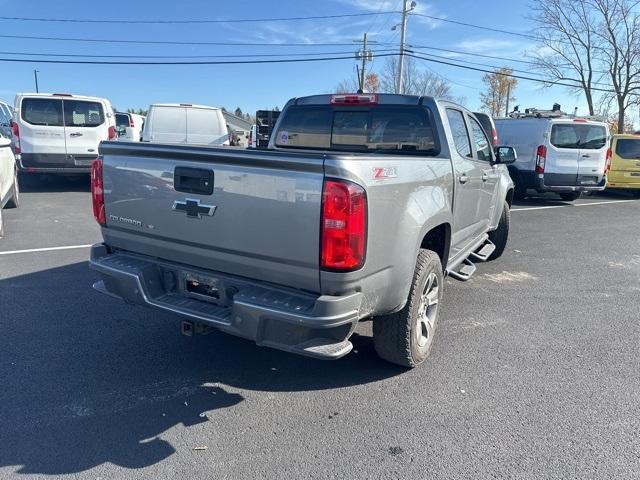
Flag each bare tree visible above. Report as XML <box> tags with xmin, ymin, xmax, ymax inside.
<box><xmin>379</xmin><ymin>57</ymin><xmax>453</xmax><ymax>98</ymax></box>
<box><xmin>529</xmin><ymin>0</ymin><xmax>601</xmax><ymax>115</ymax></box>
<box><xmin>480</xmin><ymin>68</ymin><xmax>518</xmax><ymax>117</ymax></box>
<box><xmin>592</xmin><ymin>0</ymin><xmax>640</xmax><ymax>133</ymax></box>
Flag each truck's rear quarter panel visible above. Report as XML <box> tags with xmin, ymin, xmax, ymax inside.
<box><xmin>101</xmin><ymin>143</ymin><xmax>324</xmax><ymax>292</ymax></box>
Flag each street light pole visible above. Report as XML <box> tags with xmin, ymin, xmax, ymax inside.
<box><xmin>34</xmin><ymin>70</ymin><xmax>39</xmax><ymax>93</ymax></box>
<box><xmin>359</xmin><ymin>32</ymin><xmax>368</xmax><ymax>91</ymax></box>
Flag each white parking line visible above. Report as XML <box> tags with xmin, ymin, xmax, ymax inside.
<box><xmin>512</xmin><ymin>199</ymin><xmax>636</xmax><ymax>212</ymax></box>
<box><xmin>0</xmin><ymin>244</ymin><xmax>93</xmax><ymax>256</ymax></box>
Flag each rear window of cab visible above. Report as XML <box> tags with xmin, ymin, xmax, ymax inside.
<box><xmin>21</xmin><ymin>98</ymin><xmax>105</xmax><ymax>128</ymax></box>
<box><xmin>274</xmin><ymin>105</ymin><xmax>439</xmax><ymax>155</ymax></box>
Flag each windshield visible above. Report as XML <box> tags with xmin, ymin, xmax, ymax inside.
<box><xmin>274</xmin><ymin>105</ymin><xmax>439</xmax><ymax>155</ymax></box>
<box><xmin>615</xmin><ymin>138</ymin><xmax>640</xmax><ymax>159</ymax></box>
<box><xmin>116</xmin><ymin>113</ymin><xmax>130</xmax><ymax>127</ymax></box>
<box><xmin>550</xmin><ymin>123</ymin><xmax>607</xmax><ymax>150</ymax></box>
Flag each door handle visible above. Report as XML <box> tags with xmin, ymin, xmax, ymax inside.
<box><xmin>581</xmin><ymin>154</ymin><xmax>591</xmax><ymax>158</ymax></box>
<box><xmin>481</xmin><ymin>173</ymin><xmax>488</xmax><ymax>182</ymax></box>
<box><xmin>69</xmin><ymin>132</ymin><xmax>83</xmax><ymax>137</ymax></box>
<box><xmin>459</xmin><ymin>174</ymin><xmax>469</xmax><ymax>184</ymax></box>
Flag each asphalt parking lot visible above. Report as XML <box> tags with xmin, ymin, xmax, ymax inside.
<box><xmin>1</xmin><ymin>176</ymin><xmax>639</xmax><ymax>480</ymax></box>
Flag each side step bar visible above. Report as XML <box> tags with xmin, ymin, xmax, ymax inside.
<box><xmin>448</xmin><ymin>258</ymin><xmax>476</xmax><ymax>281</ymax></box>
<box><xmin>470</xmin><ymin>239</ymin><xmax>496</xmax><ymax>262</ymax></box>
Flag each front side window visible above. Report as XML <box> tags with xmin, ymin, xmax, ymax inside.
<box><xmin>63</xmin><ymin>100</ymin><xmax>105</xmax><ymax>127</ymax></box>
<box><xmin>469</xmin><ymin>116</ymin><xmax>492</xmax><ymax>162</ymax></box>
<box><xmin>21</xmin><ymin>98</ymin><xmax>63</xmax><ymax>126</ymax></box>
<box><xmin>446</xmin><ymin>109</ymin><xmax>471</xmax><ymax>157</ymax></box>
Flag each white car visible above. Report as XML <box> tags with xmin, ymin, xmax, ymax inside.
<box><xmin>115</xmin><ymin>112</ymin><xmax>145</xmax><ymax>142</ymax></box>
<box><xmin>0</xmin><ymin>101</ymin><xmax>13</xmax><ymax>141</ymax></box>
<box><xmin>495</xmin><ymin>115</ymin><xmax>610</xmax><ymax>201</ymax></box>
<box><xmin>141</xmin><ymin>103</ymin><xmax>229</xmax><ymax>146</ymax></box>
<box><xmin>248</xmin><ymin>124</ymin><xmax>257</xmax><ymax>148</ymax></box>
<box><xmin>13</xmin><ymin>93</ymin><xmax>116</xmax><ymax>176</ymax></box>
<box><xmin>0</xmin><ymin>132</ymin><xmax>19</xmax><ymax>238</ymax></box>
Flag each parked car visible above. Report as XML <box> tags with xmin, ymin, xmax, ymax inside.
<box><xmin>89</xmin><ymin>93</ymin><xmax>516</xmax><ymax>368</ymax></box>
<box><xmin>495</xmin><ymin>116</ymin><xmax>610</xmax><ymax>201</ymax></box>
<box><xmin>0</xmin><ymin>101</ymin><xmax>14</xmax><ymax>142</ymax></box>
<box><xmin>0</xmin><ymin>132</ymin><xmax>20</xmax><ymax>237</ymax></box>
<box><xmin>606</xmin><ymin>134</ymin><xmax>640</xmax><ymax>196</ymax></box>
<box><xmin>13</xmin><ymin>93</ymin><xmax>116</xmax><ymax>175</ymax></box>
<box><xmin>473</xmin><ymin>111</ymin><xmax>499</xmax><ymax>147</ymax></box>
<box><xmin>141</xmin><ymin>104</ymin><xmax>229</xmax><ymax>146</ymax></box>
<box><xmin>115</xmin><ymin>112</ymin><xmax>145</xmax><ymax>142</ymax></box>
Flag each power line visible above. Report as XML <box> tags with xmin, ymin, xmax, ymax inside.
<box><xmin>407</xmin><ymin>53</ymin><xmax>616</xmax><ymax>93</ymax></box>
<box><xmin>0</xmin><ymin>48</ymin><xmax>397</xmax><ymax>59</ymax></box>
<box><xmin>0</xmin><ymin>33</ymin><xmax>396</xmax><ymax>47</ymax></box>
<box><xmin>0</xmin><ymin>11</ymin><xmax>399</xmax><ymax>24</ymax></box>
<box><xmin>410</xmin><ymin>13</ymin><xmax>539</xmax><ymax>41</ymax></box>
<box><xmin>0</xmin><ymin>52</ymin><xmax>399</xmax><ymax>65</ymax></box>
<box><xmin>408</xmin><ymin>44</ymin><xmax>537</xmax><ymax>66</ymax></box>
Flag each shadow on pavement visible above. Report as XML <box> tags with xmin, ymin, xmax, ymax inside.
<box><xmin>0</xmin><ymin>261</ymin><xmax>403</xmax><ymax>475</ymax></box>
<box><xmin>18</xmin><ymin>172</ymin><xmax>90</xmax><ymax>193</ymax></box>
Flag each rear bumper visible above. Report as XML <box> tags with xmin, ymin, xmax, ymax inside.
<box><xmin>536</xmin><ymin>173</ymin><xmax>607</xmax><ymax>192</ymax></box>
<box><xmin>89</xmin><ymin>244</ymin><xmax>362</xmax><ymax>360</ymax></box>
<box><xmin>607</xmin><ymin>170</ymin><xmax>640</xmax><ymax>189</ymax></box>
<box><xmin>17</xmin><ymin>153</ymin><xmax>93</xmax><ymax>173</ymax></box>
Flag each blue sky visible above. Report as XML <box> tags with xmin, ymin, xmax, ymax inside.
<box><xmin>0</xmin><ymin>0</ymin><xmax>621</xmax><ymax>121</ymax></box>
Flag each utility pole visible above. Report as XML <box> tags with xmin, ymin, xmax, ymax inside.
<box><xmin>505</xmin><ymin>83</ymin><xmax>510</xmax><ymax>117</ymax></box>
<box><xmin>34</xmin><ymin>70</ymin><xmax>39</xmax><ymax>93</ymax></box>
<box><xmin>354</xmin><ymin>33</ymin><xmax>375</xmax><ymax>92</ymax></box>
<box><xmin>396</xmin><ymin>0</ymin><xmax>416</xmax><ymax>94</ymax></box>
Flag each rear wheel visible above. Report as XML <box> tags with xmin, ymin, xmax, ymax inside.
<box><xmin>559</xmin><ymin>192</ymin><xmax>581</xmax><ymax>201</ymax></box>
<box><xmin>5</xmin><ymin>169</ymin><xmax>19</xmax><ymax>208</ymax></box>
<box><xmin>487</xmin><ymin>201</ymin><xmax>510</xmax><ymax>260</ymax></box>
<box><xmin>373</xmin><ymin>249</ymin><xmax>443</xmax><ymax>368</ymax></box>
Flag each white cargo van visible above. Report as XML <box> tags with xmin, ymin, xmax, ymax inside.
<box><xmin>13</xmin><ymin>93</ymin><xmax>116</xmax><ymax>174</ymax></box>
<box><xmin>141</xmin><ymin>104</ymin><xmax>229</xmax><ymax>146</ymax></box>
<box><xmin>115</xmin><ymin>112</ymin><xmax>145</xmax><ymax>142</ymax></box>
<box><xmin>494</xmin><ymin>117</ymin><xmax>610</xmax><ymax>201</ymax></box>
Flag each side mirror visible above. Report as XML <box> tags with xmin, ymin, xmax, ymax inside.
<box><xmin>494</xmin><ymin>146</ymin><xmax>517</xmax><ymax>164</ymax></box>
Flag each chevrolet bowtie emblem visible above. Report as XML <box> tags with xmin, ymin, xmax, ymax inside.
<box><xmin>172</xmin><ymin>198</ymin><xmax>216</xmax><ymax>219</ymax></box>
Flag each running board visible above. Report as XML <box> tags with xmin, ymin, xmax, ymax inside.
<box><xmin>448</xmin><ymin>258</ymin><xmax>477</xmax><ymax>281</ymax></box>
<box><xmin>470</xmin><ymin>239</ymin><xmax>496</xmax><ymax>262</ymax></box>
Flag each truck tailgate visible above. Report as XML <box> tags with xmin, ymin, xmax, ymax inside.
<box><xmin>99</xmin><ymin>142</ymin><xmax>324</xmax><ymax>292</ymax></box>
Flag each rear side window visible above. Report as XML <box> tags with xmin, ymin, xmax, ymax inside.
<box><xmin>446</xmin><ymin>109</ymin><xmax>471</xmax><ymax>157</ymax></box>
<box><xmin>550</xmin><ymin>124</ymin><xmax>607</xmax><ymax>150</ymax></box>
<box><xmin>615</xmin><ymin>139</ymin><xmax>640</xmax><ymax>159</ymax></box>
<box><xmin>64</xmin><ymin>100</ymin><xmax>104</xmax><ymax>127</ymax></box>
<box><xmin>115</xmin><ymin>113</ymin><xmax>130</xmax><ymax>127</ymax></box>
<box><xmin>21</xmin><ymin>98</ymin><xmax>63</xmax><ymax>126</ymax></box>
<box><xmin>275</xmin><ymin>105</ymin><xmax>438</xmax><ymax>155</ymax></box>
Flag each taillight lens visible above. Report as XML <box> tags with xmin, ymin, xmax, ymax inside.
<box><xmin>491</xmin><ymin>127</ymin><xmax>499</xmax><ymax>146</ymax></box>
<box><xmin>91</xmin><ymin>158</ymin><xmax>106</xmax><ymax>226</ymax></box>
<box><xmin>321</xmin><ymin>179</ymin><xmax>367</xmax><ymax>271</ymax></box>
<box><xmin>108</xmin><ymin>126</ymin><xmax>116</xmax><ymax>141</ymax></box>
<box><xmin>330</xmin><ymin>94</ymin><xmax>378</xmax><ymax>105</ymax></box>
<box><xmin>535</xmin><ymin>145</ymin><xmax>547</xmax><ymax>174</ymax></box>
<box><xmin>605</xmin><ymin>147</ymin><xmax>612</xmax><ymax>175</ymax></box>
<box><xmin>10</xmin><ymin>120</ymin><xmax>20</xmax><ymax>154</ymax></box>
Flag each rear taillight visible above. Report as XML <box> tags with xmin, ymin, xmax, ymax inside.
<box><xmin>535</xmin><ymin>145</ymin><xmax>547</xmax><ymax>174</ymax></box>
<box><xmin>91</xmin><ymin>158</ymin><xmax>106</xmax><ymax>226</ymax></box>
<box><xmin>491</xmin><ymin>127</ymin><xmax>499</xmax><ymax>146</ymax></box>
<box><xmin>605</xmin><ymin>147</ymin><xmax>612</xmax><ymax>175</ymax></box>
<box><xmin>321</xmin><ymin>179</ymin><xmax>367</xmax><ymax>271</ymax></box>
<box><xmin>10</xmin><ymin>121</ymin><xmax>20</xmax><ymax>154</ymax></box>
<box><xmin>129</xmin><ymin>119</ymin><xmax>135</xmax><ymax>127</ymax></box>
<box><xmin>330</xmin><ymin>94</ymin><xmax>378</xmax><ymax>105</ymax></box>
<box><xmin>108</xmin><ymin>126</ymin><xmax>116</xmax><ymax>141</ymax></box>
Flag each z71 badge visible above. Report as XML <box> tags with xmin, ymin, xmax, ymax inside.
<box><xmin>373</xmin><ymin>167</ymin><xmax>398</xmax><ymax>179</ymax></box>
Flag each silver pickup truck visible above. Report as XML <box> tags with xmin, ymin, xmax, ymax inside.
<box><xmin>89</xmin><ymin>93</ymin><xmax>516</xmax><ymax>368</ymax></box>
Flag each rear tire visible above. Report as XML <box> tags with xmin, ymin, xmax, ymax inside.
<box><xmin>373</xmin><ymin>249</ymin><xmax>443</xmax><ymax>368</ymax></box>
<box><xmin>559</xmin><ymin>192</ymin><xmax>581</xmax><ymax>201</ymax></box>
<box><xmin>5</xmin><ymin>170</ymin><xmax>19</xmax><ymax>208</ymax></box>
